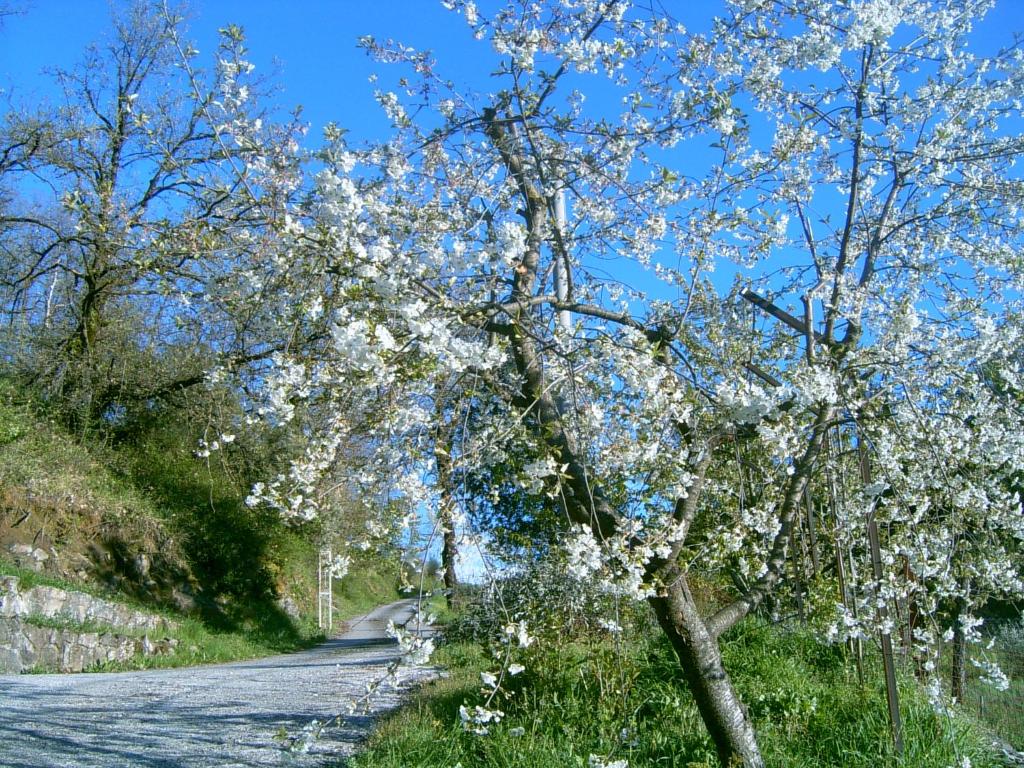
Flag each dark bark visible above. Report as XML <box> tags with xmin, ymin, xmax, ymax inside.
<box><xmin>649</xmin><ymin>576</ymin><xmax>765</xmax><ymax>768</ymax></box>
<box><xmin>441</xmin><ymin>509</ymin><xmax>459</xmax><ymax>605</ymax></box>
<box><xmin>434</xmin><ymin>430</ymin><xmax>460</xmax><ymax>609</ymax></box>
<box><xmin>951</xmin><ymin>578</ymin><xmax>970</xmax><ymax>702</ymax></box>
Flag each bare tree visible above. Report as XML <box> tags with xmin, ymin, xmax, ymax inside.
<box><xmin>0</xmin><ymin>2</ymin><xmax>304</xmax><ymax>425</ymax></box>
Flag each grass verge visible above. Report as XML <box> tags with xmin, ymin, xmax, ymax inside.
<box><xmin>350</xmin><ymin>619</ymin><xmax>1001</xmax><ymax>768</ymax></box>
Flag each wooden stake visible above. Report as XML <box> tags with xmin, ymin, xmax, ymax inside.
<box><xmin>859</xmin><ymin>440</ymin><xmax>904</xmax><ymax>756</ymax></box>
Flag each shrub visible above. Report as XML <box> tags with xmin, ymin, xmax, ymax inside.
<box><xmin>445</xmin><ymin>555</ymin><xmax>650</xmax><ymax>646</ymax></box>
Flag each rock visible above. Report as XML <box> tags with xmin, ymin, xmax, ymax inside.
<box><xmin>63</xmin><ymin>639</ymin><xmax>88</xmax><ymax>672</ymax></box>
<box><xmin>0</xmin><ymin>645</ymin><xmax>21</xmax><ymax>673</ymax></box>
<box><xmin>0</xmin><ymin>576</ymin><xmax>24</xmax><ymax>617</ymax></box>
<box><xmin>133</xmin><ymin>553</ymin><xmax>150</xmax><ymax>579</ymax></box>
<box><xmin>171</xmin><ymin>586</ymin><xmax>196</xmax><ymax>613</ymax></box>
<box><xmin>276</xmin><ymin>596</ymin><xmax>301</xmax><ymax>621</ymax></box>
<box><xmin>7</xmin><ymin>543</ymin><xmax>49</xmax><ymax>572</ymax></box>
<box><xmin>995</xmin><ymin>741</ymin><xmax>1024</xmax><ymax>767</ymax></box>
<box><xmin>0</xmin><ymin>576</ymin><xmax>181</xmax><ymax>673</ymax></box>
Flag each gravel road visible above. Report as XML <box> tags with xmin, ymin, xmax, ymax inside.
<box><xmin>0</xmin><ymin>600</ymin><xmax>437</xmax><ymax>768</ymax></box>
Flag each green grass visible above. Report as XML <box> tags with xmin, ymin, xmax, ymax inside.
<box><xmin>968</xmin><ymin>675</ymin><xmax>1024</xmax><ymax>750</ymax></box>
<box><xmin>20</xmin><ymin>612</ymin><xmax>151</xmax><ymax>637</ymax></box>
<box><xmin>350</xmin><ymin>618</ymin><xmax>1001</xmax><ymax>768</ymax></box>
<box><xmin>333</xmin><ymin>562</ymin><xmax>404</xmax><ymax>622</ymax></box>
<box><xmin>96</xmin><ymin>615</ymin><xmax>321</xmax><ymax>671</ymax></box>
<box><xmin>0</xmin><ymin>558</ymin><xmax>102</xmax><ymax>594</ymax></box>
<box><xmin>0</xmin><ymin>381</ymin><xmax>166</xmax><ymax>527</ymax></box>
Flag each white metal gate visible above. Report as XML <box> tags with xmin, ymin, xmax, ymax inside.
<box><xmin>317</xmin><ymin>547</ymin><xmax>333</xmax><ymax>632</ymax></box>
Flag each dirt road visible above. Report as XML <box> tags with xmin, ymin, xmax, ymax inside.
<box><xmin>0</xmin><ymin>600</ymin><xmax>435</xmax><ymax>767</ymax></box>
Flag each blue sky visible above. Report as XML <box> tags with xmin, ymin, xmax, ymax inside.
<box><xmin>3</xmin><ymin>1</ymin><xmax>1021</xmax><ymax>147</ymax></box>
<box><xmin>6</xmin><ymin>1</ymin><xmax>1020</xmax><ymax>322</ymax></box>
<box><xmin>1</xmin><ymin>1</ymin><xmax>490</xmax><ymax>145</ymax></box>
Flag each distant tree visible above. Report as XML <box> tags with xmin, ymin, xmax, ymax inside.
<box><xmin>0</xmin><ymin>2</ymin><xmax>305</xmax><ymax>426</ymax></box>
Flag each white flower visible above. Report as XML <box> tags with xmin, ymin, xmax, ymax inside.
<box><xmin>459</xmin><ymin>704</ymin><xmax>504</xmax><ymax>735</ymax></box>
<box><xmin>387</xmin><ymin>622</ymin><xmax>435</xmax><ymax>666</ymax></box>
<box><xmin>520</xmin><ymin>455</ymin><xmax>559</xmax><ymax>493</ymax></box>
<box><xmin>566</xmin><ymin>525</ymin><xmax>603</xmax><ymax>579</ymax></box>
<box><xmin>329</xmin><ymin>554</ymin><xmax>351</xmax><ymax>579</ymax></box>
<box><xmin>863</xmin><ymin>481</ymin><xmax>888</xmax><ymax>498</ymax></box>
<box><xmin>503</xmin><ymin>620</ymin><xmax>535</xmax><ymax>648</ymax></box>
<box><xmin>598</xmin><ymin>618</ymin><xmax>623</xmax><ymax>634</ymax></box>
<box><xmin>972</xmin><ymin>659</ymin><xmax>1010</xmax><ymax>691</ymax></box>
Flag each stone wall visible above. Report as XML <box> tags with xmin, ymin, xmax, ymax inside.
<box><xmin>0</xmin><ymin>575</ymin><xmax>176</xmax><ymax>631</ymax></box>
<box><xmin>0</xmin><ymin>618</ymin><xmax>177</xmax><ymax>673</ymax></box>
<box><xmin>0</xmin><ymin>575</ymin><xmax>178</xmax><ymax>673</ymax></box>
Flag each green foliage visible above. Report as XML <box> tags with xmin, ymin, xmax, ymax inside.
<box><xmin>0</xmin><ymin>380</ymin><xmax>169</xmax><ymax>530</ymax></box>
<box><xmin>333</xmin><ymin>558</ymin><xmax>403</xmax><ymax>621</ymax></box>
<box><xmin>125</xmin><ymin>428</ymin><xmax>279</xmax><ymax>601</ymax></box>
<box><xmin>460</xmin><ymin>450</ymin><xmax>562</xmax><ymax>555</ymax></box>
<box><xmin>352</xmin><ymin>616</ymin><xmax>1000</xmax><ymax>768</ymax></box>
<box><xmin>101</xmin><ymin>391</ymin><xmax>323</xmax><ymax>633</ymax></box>
<box><xmin>0</xmin><ymin>375</ymin><xmax>404</xmax><ymax>657</ymax></box>
<box><xmin>0</xmin><ymin>381</ymin><xmax>28</xmax><ymax>446</ymax></box>
<box><xmin>445</xmin><ymin>558</ymin><xmax>650</xmax><ymax>648</ymax></box>
<box><xmin>714</xmin><ymin>622</ymin><xmax>995</xmax><ymax>767</ymax></box>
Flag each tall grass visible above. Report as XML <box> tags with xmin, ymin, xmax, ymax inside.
<box><xmin>351</xmin><ymin>617</ymin><xmax>1000</xmax><ymax>768</ymax></box>
<box><xmin>964</xmin><ymin>618</ymin><xmax>1024</xmax><ymax>749</ymax></box>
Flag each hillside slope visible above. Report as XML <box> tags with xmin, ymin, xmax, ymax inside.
<box><xmin>0</xmin><ymin>379</ymin><xmax>400</xmax><ymax>663</ymax></box>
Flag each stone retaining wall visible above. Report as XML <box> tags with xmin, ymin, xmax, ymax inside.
<box><xmin>0</xmin><ymin>618</ymin><xmax>177</xmax><ymax>673</ymax></box>
<box><xmin>0</xmin><ymin>575</ymin><xmax>176</xmax><ymax>632</ymax></box>
<box><xmin>0</xmin><ymin>575</ymin><xmax>178</xmax><ymax>673</ymax></box>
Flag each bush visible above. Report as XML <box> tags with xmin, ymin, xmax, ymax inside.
<box><xmin>445</xmin><ymin>555</ymin><xmax>651</xmax><ymax>647</ymax></box>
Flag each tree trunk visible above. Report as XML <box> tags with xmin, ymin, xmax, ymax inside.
<box><xmin>951</xmin><ymin>618</ymin><xmax>967</xmax><ymax>703</ymax></box>
<box><xmin>433</xmin><ymin>416</ymin><xmax>460</xmax><ymax>610</ymax></box>
<box><xmin>649</xmin><ymin>578</ymin><xmax>765</xmax><ymax>768</ymax></box>
<box><xmin>441</xmin><ymin>507</ymin><xmax>459</xmax><ymax>607</ymax></box>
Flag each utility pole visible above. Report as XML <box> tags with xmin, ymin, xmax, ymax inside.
<box><xmin>553</xmin><ymin>188</ymin><xmax>571</xmax><ymax>335</ymax></box>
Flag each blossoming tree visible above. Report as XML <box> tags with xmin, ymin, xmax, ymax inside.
<box><xmin>246</xmin><ymin>1</ymin><xmax>1024</xmax><ymax>765</ymax></box>
<box><xmin>0</xmin><ymin>3</ymin><xmax>307</xmax><ymax>425</ymax></box>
